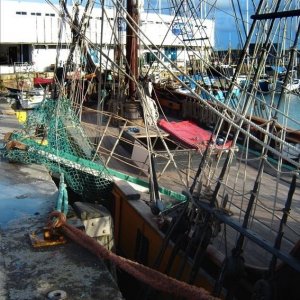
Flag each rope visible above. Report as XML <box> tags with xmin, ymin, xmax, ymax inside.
<box><xmin>49</xmin><ymin>211</ymin><xmax>219</xmax><ymax>300</ymax></box>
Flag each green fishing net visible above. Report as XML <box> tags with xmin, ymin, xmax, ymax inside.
<box><xmin>3</xmin><ymin>97</ymin><xmax>113</xmax><ymax>200</ymax></box>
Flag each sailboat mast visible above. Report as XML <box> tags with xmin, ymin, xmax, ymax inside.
<box><xmin>126</xmin><ymin>0</ymin><xmax>139</xmax><ymax>99</ymax></box>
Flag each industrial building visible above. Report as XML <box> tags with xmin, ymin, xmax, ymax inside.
<box><xmin>0</xmin><ymin>0</ymin><xmax>215</xmax><ymax>74</ymax></box>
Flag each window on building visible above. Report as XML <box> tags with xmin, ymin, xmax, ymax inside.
<box><xmin>145</xmin><ymin>51</ymin><xmax>157</xmax><ymax>65</ymax></box>
<box><xmin>164</xmin><ymin>47</ymin><xmax>177</xmax><ymax>62</ymax></box>
<box><xmin>31</xmin><ymin>12</ymin><xmax>42</xmax><ymax>16</ymax></box>
<box><xmin>35</xmin><ymin>45</ymin><xmax>47</xmax><ymax>49</ymax></box>
<box><xmin>45</xmin><ymin>13</ymin><xmax>55</xmax><ymax>17</ymax></box>
<box><xmin>16</xmin><ymin>11</ymin><xmax>27</xmax><ymax>15</ymax></box>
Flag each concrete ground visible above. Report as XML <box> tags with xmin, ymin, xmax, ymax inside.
<box><xmin>0</xmin><ymin>98</ymin><xmax>123</xmax><ymax>300</ymax></box>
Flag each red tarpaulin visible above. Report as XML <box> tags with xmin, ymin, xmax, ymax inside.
<box><xmin>158</xmin><ymin>119</ymin><xmax>232</xmax><ymax>151</ymax></box>
<box><xmin>34</xmin><ymin>77</ymin><xmax>53</xmax><ymax>86</ymax></box>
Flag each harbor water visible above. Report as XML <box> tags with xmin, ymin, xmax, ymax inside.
<box><xmin>265</xmin><ymin>93</ymin><xmax>300</xmax><ymax>130</ymax></box>
<box><xmin>178</xmin><ymin>74</ymin><xmax>300</xmax><ymax>130</ymax></box>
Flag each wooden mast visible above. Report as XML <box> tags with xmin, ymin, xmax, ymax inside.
<box><xmin>126</xmin><ymin>0</ymin><xmax>139</xmax><ymax>100</ymax></box>
<box><xmin>122</xmin><ymin>0</ymin><xmax>143</xmax><ymax>123</ymax></box>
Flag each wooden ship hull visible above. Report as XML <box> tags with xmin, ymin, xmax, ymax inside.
<box><xmin>153</xmin><ymin>84</ymin><xmax>300</xmax><ymax>161</ymax></box>
<box><xmin>112</xmin><ymin>179</ymin><xmax>300</xmax><ymax>300</ymax></box>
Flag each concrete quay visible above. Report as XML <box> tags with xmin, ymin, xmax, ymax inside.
<box><xmin>0</xmin><ymin>99</ymin><xmax>123</xmax><ymax>300</ymax></box>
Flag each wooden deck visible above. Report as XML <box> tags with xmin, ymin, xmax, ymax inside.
<box><xmin>80</xmin><ymin>107</ymin><xmax>300</xmax><ymax>270</ymax></box>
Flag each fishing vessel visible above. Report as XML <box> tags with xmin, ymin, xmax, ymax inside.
<box><xmin>2</xmin><ymin>1</ymin><xmax>300</xmax><ymax>300</ymax></box>
<box><xmin>3</xmin><ymin>63</ymin><xmax>48</xmax><ymax>109</ymax></box>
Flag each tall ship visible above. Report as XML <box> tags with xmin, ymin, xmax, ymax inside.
<box><xmin>1</xmin><ymin>0</ymin><xmax>300</xmax><ymax>299</ymax></box>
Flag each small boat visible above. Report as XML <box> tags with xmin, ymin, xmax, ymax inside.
<box><xmin>6</xmin><ymin>86</ymin><xmax>45</xmax><ymax>109</ymax></box>
<box><xmin>198</xmin><ymin>84</ymin><xmax>240</xmax><ymax>107</ymax></box>
<box><xmin>18</xmin><ymin>88</ymin><xmax>45</xmax><ymax>109</ymax></box>
<box><xmin>257</xmin><ymin>75</ymin><xmax>272</xmax><ymax>92</ymax></box>
<box><xmin>275</xmin><ymin>78</ymin><xmax>300</xmax><ymax>93</ymax></box>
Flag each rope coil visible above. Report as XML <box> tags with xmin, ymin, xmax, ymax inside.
<box><xmin>50</xmin><ymin>211</ymin><xmax>219</xmax><ymax>300</ymax></box>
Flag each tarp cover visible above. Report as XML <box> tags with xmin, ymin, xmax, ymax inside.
<box><xmin>158</xmin><ymin>119</ymin><xmax>232</xmax><ymax>151</ymax></box>
<box><xmin>34</xmin><ymin>77</ymin><xmax>53</xmax><ymax>86</ymax></box>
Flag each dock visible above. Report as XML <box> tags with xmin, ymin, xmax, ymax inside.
<box><xmin>0</xmin><ymin>99</ymin><xmax>123</xmax><ymax>300</ymax></box>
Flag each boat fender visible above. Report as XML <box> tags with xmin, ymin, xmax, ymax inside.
<box><xmin>55</xmin><ymin>173</ymin><xmax>68</xmax><ymax>215</ymax></box>
<box><xmin>150</xmin><ymin>204</ymin><xmax>160</xmax><ymax>215</ymax></box>
<box><xmin>216</xmin><ymin>137</ymin><xmax>225</xmax><ymax>146</ymax></box>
